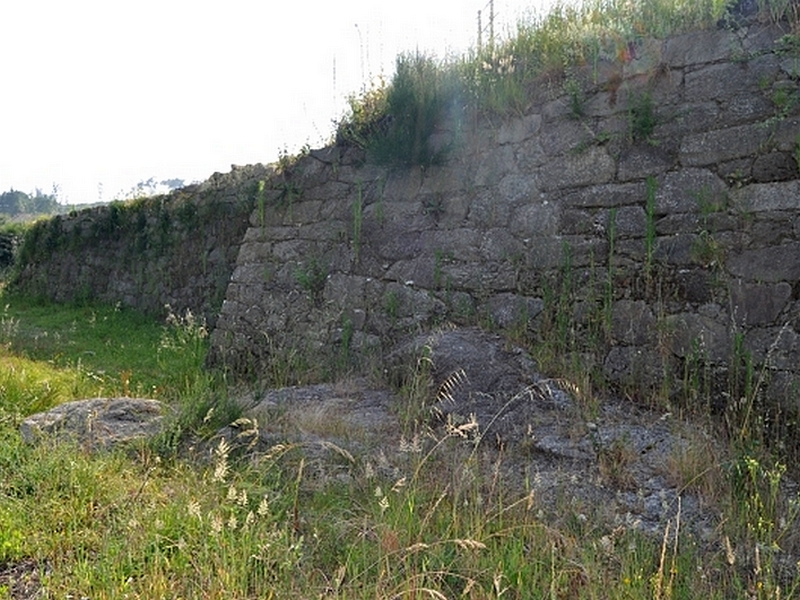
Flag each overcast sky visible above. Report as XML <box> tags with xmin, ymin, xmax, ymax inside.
<box><xmin>1</xmin><ymin>0</ymin><xmax>561</xmax><ymax>204</ymax></box>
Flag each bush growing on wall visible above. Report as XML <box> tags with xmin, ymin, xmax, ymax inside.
<box><xmin>339</xmin><ymin>54</ymin><xmax>456</xmax><ymax>167</ymax></box>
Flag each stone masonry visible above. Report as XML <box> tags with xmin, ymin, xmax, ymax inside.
<box><xmin>12</xmin><ymin>165</ymin><xmax>271</xmax><ymax>325</ymax></box>
<box><xmin>207</xmin><ymin>23</ymin><xmax>800</xmax><ymax>406</ymax></box>
<box><xmin>11</xmin><ymin>23</ymin><xmax>800</xmax><ymax>409</ymax></box>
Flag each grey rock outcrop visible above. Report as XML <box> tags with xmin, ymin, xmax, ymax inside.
<box><xmin>19</xmin><ymin>397</ymin><xmax>165</xmax><ymax>450</ymax></box>
<box><xmin>214</xmin><ymin>328</ymin><xmax>724</xmax><ymax>538</ymax></box>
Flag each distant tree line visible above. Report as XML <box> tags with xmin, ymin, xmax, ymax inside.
<box><xmin>0</xmin><ymin>188</ymin><xmax>60</xmax><ymax>217</ymax></box>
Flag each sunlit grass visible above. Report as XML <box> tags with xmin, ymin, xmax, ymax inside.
<box><xmin>0</xmin><ymin>291</ymin><xmax>216</xmax><ymax>405</ymax></box>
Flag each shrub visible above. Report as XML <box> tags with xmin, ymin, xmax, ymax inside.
<box><xmin>344</xmin><ymin>53</ymin><xmax>456</xmax><ymax>167</ymax></box>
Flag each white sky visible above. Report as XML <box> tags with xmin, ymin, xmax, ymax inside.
<box><xmin>1</xmin><ymin>0</ymin><xmax>559</xmax><ymax>204</ymax></box>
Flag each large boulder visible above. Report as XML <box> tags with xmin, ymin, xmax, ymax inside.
<box><xmin>19</xmin><ymin>397</ymin><xmax>165</xmax><ymax>450</ymax></box>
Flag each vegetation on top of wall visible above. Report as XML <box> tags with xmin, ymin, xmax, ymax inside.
<box><xmin>336</xmin><ymin>0</ymin><xmax>798</xmax><ymax>166</ymax></box>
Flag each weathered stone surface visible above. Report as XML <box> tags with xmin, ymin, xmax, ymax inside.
<box><xmin>617</xmin><ymin>144</ymin><xmax>676</xmax><ymax>181</ymax></box>
<box><xmin>540</xmin><ymin>147</ymin><xmax>616</xmax><ymax>191</ymax></box>
<box><xmin>752</xmin><ymin>152</ymin><xmax>800</xmax><ymax>183</ymax></box>
<box><xmin>663</xmin><ymin>29</ymin><xmax>733</xmax><ymax>67</ymax></box>
<box><xmin>604</xmin><ymin>346</ymin><xmax>665</xmax><ymax>387</ymax></box>
<box><xmin>538</xmin><ymin>119</ymin><xmax>592</xmax><ymax>156</ymax></box>
<box><xmin>20</xmin><ymin>398</ymin><xmax>165</xmax><ymax>450</ymax></box>
<box><xmin>680</xmin><ymin>122</ymin><xmax>771</xmax><ymax>166</ymax></box>
<box><xmin>655</xmin><ymin>169</ymin><xmax>728</xmax><ymax>215</ymax></box>
<box><xmin>730</xmin><ymin>280</ymin><xmax>793</xmax><ymax>326</ymax></box>
<box><xmin>654</xmin><ymin>233</ymin><xmax>698</xmax><ymax>265</ymax></box>
<box><xmin>487</xmin><ymin>293</ymin><xmax>544</xmax><ymax>329</ymax></box>
<box><xmin>612</xmin><ymin>300</ymin><xmax>657</xmax><ymax>345</ymax></box>
<box><xmin>497</xmin><ymin>113</ymin><xmax>543</xmax><ymax>145</ymax></box>
<box><xmin>721</xmin><ymin>93</ymin><xmax>779</xmax><ymax>127</ymax></box>
<box><xmin>479</xmin><ymin>228</ymin><xmax>524</xmax><ymax>261</ymax></box>
<box><xmin>685</xmin><ymin>55</ymin><xmax>780</xmax><ymax>104</ymax></box>
<box><xmin>467</xmin><ymin>189</ymin><xmax>516</xmax><ymax>228</ymax></box>
<box><xmin>473</xmin><ymin>145</ymin><xmax>518</xmax><ymax>187</ymax></box>
<box><xmin>676</xmin><ymin>269</ymin><xmax>714</xmax><ymax>304</ymax></box>
<box><xmin>730</xmin><ymin>180</ymin><xmax>800</xmax><ymax>212</ymax></box>
<box><xmin>744</xmin><ymin>326</ymin><xmax>800</xmax><ymax>370</ymax></box>
<box><xmin>774</xmin><ymin>116</ymin><xmax>800</xmax><ymax>152</ymax></box>
<box><xmin>614</xmin><ymin>205</ymin><xmax>648</xmax><ymax>238</ymax></box>
<box><xmin>12</xmin><ymin>25</ymin><xmax>800</xmax><ymax>413</ymax></box>
<box><xmin>561</xmin><ymin>182</ymin><xmax>647</xmax><ymax>208</ymax></box>
<box><xmin>666</xmin><ymin>312</ymin><xmax>731</xmax><ymax>363</ymax></box>
<box><xmin>218</xmin><ymin>329</ymin><xmax>723</xmax><ymax>538</ymax></box>
<box><xmin>499</xmin><ymin>173</ymin><xmax>541</xmax><ymax>206</ymax></box>
<box><xmin>727</xmin><ymin>242</ymin><xmax>800</xmax><ymax>282</ymax></box>
<box><xmin>420</xmin><ymin>229</ymin><xmax>483</xmax><ymax>262</ymax></box>
<box><xmin>510</xmin><ymin>201</ymin><xmax>560</xmax><ymax>237</ymax></box>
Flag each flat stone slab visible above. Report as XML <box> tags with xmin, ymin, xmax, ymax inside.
<box><xmin>19</xmin><ymin>397</ymin><xmax>165</xmax><ymax>450</ymax></box>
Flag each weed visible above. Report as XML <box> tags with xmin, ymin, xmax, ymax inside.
<box><xmin>645</xmin><ymin>176</ymin><xmax>658</xmax><ymax>280</ymax></box>
<box><xmin>760</xmin><ymin>0</ymin><xmax>800</xmax><ymax>27</ymax></box>
<box><xmin>4</xmin><ymin>288</ymin><xmax>800</xmax><ymax>597</ymax></box>
<box><xmin>794</xmin><ymin>132</ymin><xmax>800</xmax><ymax>172</ymax></box>
<box><xmin>422</xmin><ymin>194</ymin><xmax>446</xmax><ymax>221</ymax></box>
<box><xmin>336</xmin><ymin>76</ymin><xmax>390</xmax><ymax>149</ymax></box>
<box><xmin>337</xmin><ymin>0</ymin><xmax>735</xmax><ymax>167</ymax></box>
<box><xmin>691</xmin><ymin>230</ymin><xmax>724</xmax><ymax>267</ymax></box>
<box><xmin>275</xmin><ymin>180</ymin><xmax>302</xmax><ymax>211</ymax></box>
<box><xmin>604</xmin><ymin>208</ymin><xmax>617</xmax><ymax>340</ymax></box>
<box><xmin>597</xmin><ymin>436</ymin><xmax>637</xmax><ymax>489</ymax></box>
<box><xmin>352</xmin><ymin>182</ymin><xmax>363</xmax><ymax>261</ymax></box>
<box><xmin>384</xmin><ymin>290</ymin><xmax>400</xmax><ymax>325</ymax></box>
<box><xmin>565</xmin><ymin>77</ymin><xmax>586</xmax><ymax>120</ymax></box>
<box><xmin>256</xmin><ymin>180</ymin><xmax>267</xmax><ymax>227</ymax></box>
<box><xmin>629</xmin><ymin>90</ymin><xmax>658</xmax><ymax>143</ymax></box>
<box><xmin>293</xmin><ymin>258</ymin><xmax>327</xmax><ymax>305</ymax></box>
<box><xmin>337</xmin><ymin>316</ymin><xmax>355</xmax><ymax>373</ymax></box>
<box><xmin>433</xmin><ymin>249</ymin><xmax>452</xmax><ymax>291</ymax></box>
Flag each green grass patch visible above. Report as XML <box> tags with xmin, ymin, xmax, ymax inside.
<box><xmin>0</xmin><ymin>292</ymin><xmax>210</xmax><ymax>403</ymax></box>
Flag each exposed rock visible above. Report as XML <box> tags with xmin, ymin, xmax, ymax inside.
<box><xmin>19</xmin><ymin>397</ymin><xmax>165</xmax><ymax>450</ymax></box>
<box><xmin>730</xmin><ymin>280</ymin><xmax>793</xmax><ymax>326</ymax></box>
<box><xmin>214</xmin><ymin>328</ymin><xmax>726</xmax><ymax>539</ymax></box>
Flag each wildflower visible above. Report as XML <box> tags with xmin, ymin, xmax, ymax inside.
<box><xmin>399</xmin><ymin>434</ymin><xmax>422</xmax><ymax>453</ymax></box>
<box><xmin>212</xmin><ymin>438</ymin><xmax>231</xmax><ymax>482</ymax></box>
<box><xmin>188</xmin><ymin>500</ymin><xmax>202</xmax><ymax>520</ymax></box>
<box><xmin>257</xmin><ymin>495</ymin><xmax>270</xmax><ymax>517</ymax></box>
<box><xmin>210</xmin><ymin>514</ymin><xmax>223</xmax><ymax>536</ymax></box>
<box><xmin>227</xmin><ymin>485</ymin><xmax>238</xmax><ymax>502</ymax></box>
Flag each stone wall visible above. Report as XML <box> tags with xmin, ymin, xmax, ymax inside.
<box><xmin>208</xmin><ymin>23</ymin><xmax>800</xmax><ymax>403</ymax></box>
<box><xmin>11</xmin><ymin>164</ymin><xmax>270</xmax><ymax>324</ymax></box>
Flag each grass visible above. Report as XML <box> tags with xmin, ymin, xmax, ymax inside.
<box><xmin>1</xmin><ymin>290</ymin><xmax>799</xmax><ymax>598</ymax></box>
